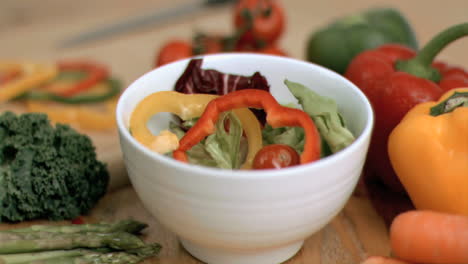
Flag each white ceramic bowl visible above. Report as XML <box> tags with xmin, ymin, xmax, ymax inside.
<box><xmin>116</xmin><ymin>53</ymin><xmax>373</xmax><ymax>264</ymax></box>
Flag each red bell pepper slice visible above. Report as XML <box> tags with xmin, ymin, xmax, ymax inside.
<box><xmin>55</xmin><ymin>60</ymin><xmax>109</xmax><ymax>97</ymax></box>
<box><xmin>173</xmin><ymin>89</ymin><xmax>321</xmax><ymax>165</ymax></box>
<box><xmin>0</xmin><ymin>68</ymin><xmax>21</xmax><ymax>85</ymax></box>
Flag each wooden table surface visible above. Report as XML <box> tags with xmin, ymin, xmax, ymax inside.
<box><xmin>1</xmin><ymin>1</ymin><xmax>467</xmax><ymax>263</ymax></box>
<box><xmin>1</xmin><ymin>0</ymin><xmax>467</xmax><ymax>86</ymax></box>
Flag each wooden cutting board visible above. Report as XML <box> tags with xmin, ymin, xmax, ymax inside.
<box><xmin>0</xmin><ymin>103</ymin><xmax>394</xmax><ymax>263</ymax></box>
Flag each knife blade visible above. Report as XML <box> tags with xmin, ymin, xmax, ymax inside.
<box><xmin>58</xmin><ymin>0</ymin><xmax>235</xmax><ymax>49</ymax></box>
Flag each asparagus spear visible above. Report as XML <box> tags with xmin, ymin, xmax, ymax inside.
<box><xmin>0</xmin><ymin>244</ymin><xmax>162</xmax><ymax>264</ymax></box>
<box><xmin>0</xmin><ymin>231</ymin><xmax>146</xmax><ymax>254</ymax></box>
<box><xmin>0</xmin><ymin>249</ymin><xmax>86</xmax><ymax>263</ymax></box>
<box><xmin>1</xmin><ymin>220</ymin><xmax>147</xmax><ymax>235</ymax></box>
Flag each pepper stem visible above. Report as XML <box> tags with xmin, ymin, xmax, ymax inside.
<box><xmin>396</xmin><ymin>23</ymin><xmax>468</xmax><ymax>82</ymax></box>
<box><xmin>430</xmin><ymin>91</ymin><xmax>468</xmax><ymax>116</ymax></box>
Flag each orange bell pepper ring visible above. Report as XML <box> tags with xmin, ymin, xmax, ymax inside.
<box><xmin>0</xmin><ymin>62</ymin><xmax>57</xmax><ymax>103</ymax></box>
<box><xmin>173</xmin><ymin>89</ymin><xmax>321</xmax><ymax>165</ymax></box>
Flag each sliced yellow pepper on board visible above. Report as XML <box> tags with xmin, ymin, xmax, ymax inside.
<box><xmin>388</xmin><ymin>88</ymin><xmax>468</xmax><ymax>215</ymax></box>
<box><xmin>26</xmin><ymin>96</ymin><xmax>118</xmax><ymax>131</ymax></box>
<box><xmin>0</xmin><ymin>62</ymin><xmax>57</xmax><ymax>103</ymax></box>
<box><xmin>130</xmin><ymin>91</ymin><xmax>263</xmax><ymax>169</ymax></box>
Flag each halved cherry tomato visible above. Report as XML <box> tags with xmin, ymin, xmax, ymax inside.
<box><xmin>253</xmin><ymin>144</ymin><xmax>300</xmax><ymax>169</ymax></box>
<box><xmin>233</xmin><ymin>0</ymin><xmax>285</xmax><ymax>46</ymax></box>
<box><xmin>155</xmin><ymin>40</ymin><xmax>193</xmax><ymax>67</ymax></box>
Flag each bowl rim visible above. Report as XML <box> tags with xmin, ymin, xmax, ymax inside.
<box><xmin>116</xmin><ymin>53</ymin><xmax>374</xmax><ymax>179</ymax></box>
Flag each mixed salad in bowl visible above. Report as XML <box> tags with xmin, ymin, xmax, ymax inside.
<box><xmin>129</xmin><ymin>58</ymin><xmax>355</xmax><ymax>170</ymax></box>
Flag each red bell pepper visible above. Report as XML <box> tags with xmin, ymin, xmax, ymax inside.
<box><xmin>345</xmin><ymin>23</ymin><xmax>468</xmax><ymax>192</ymax></box>
<box><xmin>173</xmin><ymin>89</ymin><xmax>321</xmax><ymax>165</ymax></box>
<box><xmin>71</xmin><ymin>216</ymin><xmax>85</xmax><ymax>225</ymax></box>
<box><xmin>55</xmin><ymin>60</ymin><xmax>109</xmax><ymax>97</ymax></box>
<box><xmin>0</xmin><ymin>68</ymin><xmax>21</xmax><ymax>85</ymax></box>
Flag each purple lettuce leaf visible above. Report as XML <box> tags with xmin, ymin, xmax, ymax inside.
<box><xmin>174</xmin><ymin>58</ymin><xmax>270</xmax><ymax>95</ymax></box>
<box><xmin>174</xmin><ymin>58</ymin><xmax>270</xmax><ymax>123</ymax></box>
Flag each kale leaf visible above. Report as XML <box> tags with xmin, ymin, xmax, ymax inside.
<box><xmin>0</xmin><ymin>112</ymin><xmax>109</xmax><ymax>222</ymax></box>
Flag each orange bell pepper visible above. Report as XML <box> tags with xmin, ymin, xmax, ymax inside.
<box><xmin>388</xmin><ymin>88</ymin><xmax>468</xmax><ymax>215</ymax></box>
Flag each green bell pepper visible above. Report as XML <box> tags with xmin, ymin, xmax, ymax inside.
<box><xmin>306</xmin><ymin>8</ymin><xmax>418</xmax><ymax>74</ymax></box>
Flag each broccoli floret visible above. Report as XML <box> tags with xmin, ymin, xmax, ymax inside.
<box><xmin>0</xmin><ymin>112</ymin><xmax>109</xmax><ymax>222</ymax></box>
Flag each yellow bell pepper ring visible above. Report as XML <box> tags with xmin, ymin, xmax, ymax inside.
<box><xmin>26</xmin><ymin>96</ymin><xmax>118</xmax><ymax>131</ymax></box>
<box><xmin>129</xmin><ymin>91</ymin><xmax>263</xmax><ymax>169</ymax></box>
<box><xmin>0</xmin><ymin>62</ymin><xmax>57</xmax><ymax>103</ymax></box>
<box><xmin>388</xmin><ymin>87</ymin><xmax>468</xmax><ymax>215</ymax></box>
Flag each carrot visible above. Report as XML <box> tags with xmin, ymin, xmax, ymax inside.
<box><xmin>390</xmin><ymin>210</ymin><xmax>468</xmax><ymax>264</ymax></box>
<box><xmin>361</xmin><ymin>256</ymin><xmax>411</xmax><ymax>264</ymax></box>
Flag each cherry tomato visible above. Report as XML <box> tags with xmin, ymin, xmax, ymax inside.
<box><xmin>193</xmin><ymin>34</ymin><xmax>224</xmax><ymax>55</ymax></box>
<box><xmin>155</xmin><ymin>40</ymin><xmax>193</xmax><ymax>67</ymax></box>
<box><xmin>203</xmin><ymin>38</ymin><xmax>223</xmax><ymax>54</ymax></box>
<box><xmin>257</xmin><ymin>45</ymin><xmax>287</xmax><ymax>56</ymax></box>
<box><xmin>253</xmin><ymin>144</ymin><xmax>300</xmax><ymax>169</ymax></box>
<box><xmin>233</xmin><ymin>0</ymin><xmax>285</xmax><ymax>46</ymax></box>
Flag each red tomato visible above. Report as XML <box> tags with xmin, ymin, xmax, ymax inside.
<box><xmin>193</xmin><ymin>34</ymin><xmax>224</xmax><ymax>55</ymax></box>
<box><xmin>203</xmin><ymin>38</ymin><xmax>223</xmax><ymax>54</ymax></box>
<box><xmin>253</xmin><ymin>144</ymin><xmax>300</xmax><ymax>169</ymax></box>
<box><xmin>233</xmin><ymin>0</ymin><xmax>285</xmax><ymax>45</ymax></box>
<box><xmin>258</xmin><ymin>45</ymin><xmax>287</xmax><ymax>56</ymax></box>
<box><xmin>155</xmin><ymin>40</ymin><xmax>193</xmax><ymax>67</ymax></box>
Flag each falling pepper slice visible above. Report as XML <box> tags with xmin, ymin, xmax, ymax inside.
<box><xmin>129</xmin><ymin>91</ymin><xmax>263</xmax><ymax>169</ymax></box>
<box><xmin>0</xmin><ymin>62</ymin><xmax>57</xmax><ymax>103</ymax></box>
<box><xmin>173</xmin><ymin>89</ymin><xmax>321</xmax><ymax>165</ymax></box>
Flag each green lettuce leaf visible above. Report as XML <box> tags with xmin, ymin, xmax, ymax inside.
<box><xmin>284</xmin><ymin>79</ymin><xmax>355</xmax><ymax>153</ymax></box>
<box><xmin>261</xmin><ymin>125</ymin><xmax>305</xmax><ymax>154</ymax></box>
<box><xmin>169</xmin><ymin>112</ymin><xmax>245</xmax><ymax>169</ymax></box>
